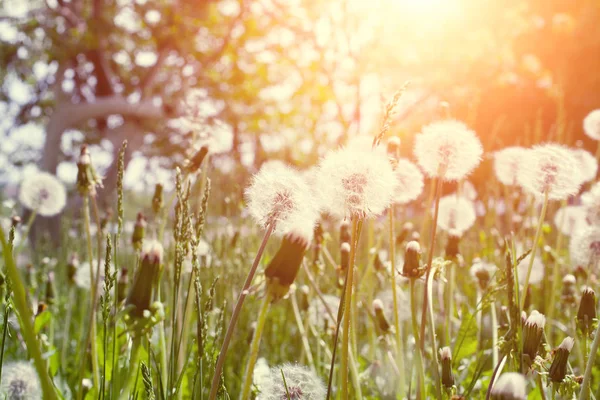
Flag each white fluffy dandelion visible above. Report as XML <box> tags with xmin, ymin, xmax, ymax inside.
<box><xmin>317</xmin><ymin>145</ymin><xmax>396</xmax><ymax>219</ymax></box>
<box><xmin>258</xmin><ymin>363</ymin><xmax>326</xmax><ymax>400</ymax></box>
<box><xmin>413</xmin><ymin>120</ymin><xmax>483</xmax><ymax>181</ymax></box>
<box><xmin>516</xmin><ymin>144</ymin><xmax>582</xmax><ymax>200</ymax></box>
<box><xmin>308</xmin><ymin>294</ymin><xmax>339</xmax><ymax>331</ymax></box>
<box><xmin>246</xmin><ymin>162</ymin><xmax>318</xmax><ymax>235</ymax></box>
<box><xmin>570</xmin><ymin>226</ymin><xmax>600</xmax><ymax>268</ymax></box>
<box><xmin>75</xmin><ymin>260</ymin><xmax>104</xmax><ymax>290</ymax></box>
<box><xmin>375</xmin><ymin>288</ymin><xmax>411</xmax><ymax>322</ymax></box>
<box><xmin>393</xmin><ymin>158</ymin><xmax>424</xmax><ymax>204</ymax></box>
<box><xmin>490</xmin><ymin>372</ymin><xmax>527</xmax><ymax>400</ymax></box>
<box><xmin>493</xmin><ymin>147</ymin><xmax>530</xmax><ymax>186</ymax></box>
<box><xmin>19</xmin><ymin>171</ymin><xmax>67</xmax><ymax>217</ymax></box>
<box><xmin>517</xmin><ymin>251</ymin><xmax>545</xmax><ymax>286</ymax></box>
<box><xmin>583</xmin><ymin>109</ymin><xmax>600</xmax><ymax>140</ymax></box>
<box><xmin>0</xmin><ymin>361</ymin><xmax>42</xmax><ymax>400</ymax></box>
<box><xmin>571</xmin><ymin>148</ymin><xmax>598</xmax><ymax>184</ymax></box>
<box><xmin>582</xmin><ymin>182</ymin><xmax>600</xmax><ymax>225</ymax></box>
<box><xmin>553</xmin><ymin>206</ymin><xmax>588</xmax><ymax>236</ymax></box>
<box><xmin>436</xmin><ymin>195</ymin><xmax>477</xmax><ymax>236</ymax></box>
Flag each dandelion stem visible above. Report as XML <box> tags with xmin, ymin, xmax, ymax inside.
<box><xmin>0</xmin><ymin>226</ymin><xmax>58</xmax><ymax>400</ymax></box>
<box><xmin>240</xmin><ymin>291</ymin><xmax>271</xmax><ymax>400</ymax></box>
<box><xmin>410</xmin><ymin>278</ymin><xmax>426</xmax><ymax>400</ymax></box>
<box><xmin>290</xmin><ymin>291</ymin><xmax>316</xmax><ymax>371</ymax></box>
<box><xmin>0</xmin><ymin>302</ymin><xmax>10</xmax><ymax>384</ymax></box>
<box><xmin>77</xmin><ymin>195</ymin><xmax>100</xmax><ymax>399</ymax></box>
<box><xmin>445</xmin><ymin>262</ymin><xmax>455</xmax><ymax>345</ymax></box>
<box><xmin>119</xmin><ymin>335</ymin><xmax>144</xmax><ymax>400</ymax></box>
<box><xmin>61</xmin><ymin>286</ymin><xmax>75</xmax><ymax>372</ymax></box>
<box><xmin>547</xmin><ymin>199</ymin><xmax>567</xmax><ymax>342</ymax></box>
<box><xmin>520</xmin><ymin>190</ymin><xmax>549</xmax><ymax>312</ymax></box>
<box><xmin>537</xmin><ymin>374</ymin><xmax>548</xmax><ymax>400</ymax></box>
<box><xmin>388</xmin><ymin>207</ymin><xmax>406</xmax><ymax>397</ymax></box>
<box><xmin>426</xmin><ymin>266</ymin><xmax>443</xmax><ymax>400</ymax></box>
<box><xmin>420</xmin><ymin>174</ymin><xmax>443</xmax><ymax>351</ymax></box>
<box><xmin>208</xmin><ymin>222</ymin><xmax>274</xmax><ymax>400</ymax></box>
<box><xmin>490</xmin><ymin>301</ymin><xmax>499</xmax><ymax>368</ymax></box>
<box><xmin>341</xmin><ymin>216</ymin><xmax>359</xmax><ymax>398</ymax></box>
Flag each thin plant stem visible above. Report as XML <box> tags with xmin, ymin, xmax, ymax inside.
<box><xmin>420</xmin><ymin>175</ymin><xmax>443</xmax><ymax>351</ymax></box>
<box><xmin>240</xmin><ymin>292</ymin><xmax>272</xmax><ymax>400</ymax></box>
<box><xmin>290</xmin><ymin>292</ymin><xmax>315</xmax><ymax>371</ymax></box>
<box><xmin>547</xmin><ymin>199</ymin><xmax>567</xmax><ymax>342</ymax></box>
<box><xmin>341</xmin><ymin>216</ymin><xmax>358</xmax><ymax>398</ymax></box>
<box><xmin>537</xmin><ymin>374</ymin><xmax>548</xmax><ymax>400</ymax></box>
<box><xmin>158</xmin><ymin>286</ymin><xmax>168</xmax><ymax>391</ymax></box>
<box><xmin>388</xmin><ymin>207</ymin><xmax>406</xmax><ymax>397</ymax></box>
<box><xmin>61</xmin><ymin>286</ymin><xmax>75</xmax><ymax>372</ymax></box>
<box><xmin>14</xmin><ymin>209</ymin><xmax>37</xmax><ymax>256</ymax></box>
<box><xmin>490</xmin><ymin>301</ymin><xmax>499</xmax><ymax>368</ymax></box>
<box><xmin>111</xmin><ymin>233</ymin><xmax>121</xmax><ymax>399</ymax></box>
<box><xmin>520</xmin><ymin>190</ymin><xmax>549</xmax><ymax>312</ymax></box>
<box><xmin>410</xmin><ymin>278</ymin><xmax>426</xmax><ymax>400</ymax></box>
<box><xmin>208</xmin><ymin>222</ymin><xmax>274</xmax><ymax>400</ymax></box>
<box><xmin>426</xmin><ymin>266</ymin><xmax>442</xmax><ymax>400</ymax></box>
<box><xmin>77</xmin><ymin>195</ymin><xmax>100</xmax><ymax>400</ymax></box>
<box><xmin>445</xmin><ymin>262</ymin><xmax>455</xmax><ymax>345</ymax></box>
<box><xmin>0</xmin><ymin>304</ymin><xmax>10</xmax><ymax>383</ymax></box>
<box><xmin>0</xmin><ymin>226</ymin><xmax>58</xmax><ymax>400</ymax></box>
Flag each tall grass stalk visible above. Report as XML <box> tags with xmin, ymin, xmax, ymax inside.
<box><xmin>547</xmin><ymin>199</ymin><xmax>567</xmax><ymax>341</ymax></box>
<box><xmin>426</xmin><ymin>266</ymin><xmax>442</xmax><ymax>399</ymax></box>
<box><xmin>340</xmin><ymin>216</ymin><xmax>359</xmax><ymax>398</ymax></box>
<box><xmin>520</xmin><ymin>190</ymin><xmax>549</xmax><ymax>311</ymax></box>
<box><xmin>388</xmin><ymin>207</ymin><xmax>406</xmax><ymax>397</ymax></box>
<box><xmin>419</xmin><ymin>174</ymin><xmax>443</xmax><ymax>351</ymax></box>
<box><xmin>410</xmin><ymin>278</ymin><xmax>426</xmax><ymax>399</ymax></box>
<box><xmin>208</xmin><ymin>222</ymin><xmax>274</xmax><ymax>400</ymax></box>
<box><xmin>0</xmin><ymin>226</ymin><xmax>58</xmax><ymax>400</ymax></box>
<box><xmin>240</xmin><ymin>292</ymin><xmax>272</xmax><ymax>400</ymax></box>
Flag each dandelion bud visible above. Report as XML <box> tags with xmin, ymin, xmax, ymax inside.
<box><xmin>523</xmin><ymin>310</ymin><xmax>546</xmax><ymax>362</ymax></box>
<box><xmin>152</xmin><ymin>184</ymin><xmax>164</xmax><ymax>216</ymax></box>
<box><xmin>126</xmin><ymin>240</ymin><xmax>163</xmax><ymax>318</ymax></box>
<box><xmin>577</xmin><ymin>287</ymin><xmax>597</xmax><ymax>335</ymax></box>
<box><xmin>185</xmin><ymin>145</ymin><xmax>209</xmax><ymax>173</ymax></box>
<box><xmin>340</xmin><ymin>242</ymin><xmax>351</xmax><ymax>272</ymax></box>
<box><xmin>76</xmin><ymin>145</ymin><xmax>103</xmax><ymax>196</ymax></box>
<box><xmin>445</xmin><ymin>230</ymin><xmax>461</xmax><ymax>260</ymax></box>
<box><xmin>439</xmin><ymin>346</ymin><xmax>454</xmax><ymax>388</ymax></box>
<box><xmin>410</xmin><ymin>231</ymin><xmax>420</xmax><ymax>242</ymax></box>
<box><xmin>402</xmin><ymin>241</ymin><xmax>421</xmax><ymax>278</ymax></box>
<box><xmin>340</xmin><ymin>220</ymin><xmax>351</xmax><ymax>243</ymax></box>
<box><xmin>0</xmin><ymin>361</ymin><xmax>41</xmax><ymax>399</ymax></box>
<box><xmin>387</xmin><ymin>136</ymin><xmax>401</xmax><ymax>160</ymax></box>
<box><xmin>131</xmin><ymin>212</ymin><xmax>147</xmax><ymax>251</ymax></box>
<box><xmin>490</xmin><ymin>372</ymin><xmax>527</xmax><ymax>400</ymax></box>
<box><xmin>372</xmin><ymin>299</ymin><xmax>391</xmax><ymax>333</ymax></box>
<box><xmin>396</xmin><ymin>222</ymin><xmax>414</xmax><ymax>245</ymax></box>
<box><xmin>45</xmin><ymin>272</ymin><xmax>56</xmax><ymax>306</ymax></box>
<box><xmin>11</xmin><ymin>215</ymin><xmax>20</xmax><ymax>228</ymax></box>
<box><xmin>36</xmin><ymin>302</ymin><xmax>48</xmax><ymax>316</ymax></box>
<box><xmin>265</xmin><ymin>231</ymin><xmax>310</xmax><ymax>301</ymax></box>
<box><xmin>118</xmin><ymin>267</ymin><xmax>129</xmax><ymax>302</ymax></box>
<box><xmin>67</xmin><ymin>253</ymin><xmax>79</xmax><ymax>285</ymax></box>
<box><xmin>470</xmin><ymin>260</ymin><xmax>496</xmax><ymax>290</ymax></box>
<box><xmin>372</xmin><ymin>249</ymin><xmax>385</xmax><ymax>271</ymax></box>
<box><xmin>549</xmin><ymin>337</ymin><xmax>574</xmax><ymax>383</ymax></box>
<box><xmin>259</xmin><ymin>364</ymin><xmax>325</xmax><ymax>400</ymax></box>
<box><xmin>299</xmin><ymin>285</ymin><xmax>310</xmax><ymax>311</ymax></box>
<box><xmin>561</xmin><ymin>274</ymin><xmax>577</xmax><ymax>306</ymax></box>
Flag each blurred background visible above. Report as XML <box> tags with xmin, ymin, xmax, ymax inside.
<box><xmin>1</xmin><ymin>0</ymin><xmax>599</xmax><ymax>206</ymax></box>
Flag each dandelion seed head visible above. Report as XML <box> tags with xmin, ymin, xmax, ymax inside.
<box><xmin>141</xmin><ymin>240</ymin><xmax>164</xmax><ymax>265</ymax></box>
<box><xmin>0</xmin><ymin>361</ymin><xmax>41</xmax><ymax>400</ymax></box>
<box><xmin>470</xmin><ymin>260</ymin><xmax>496</xmax><ymax>288</ymax></box>
<box><xmin>493</xmin><ymin>147</ymin><xmax>530</xmax><ymax>186</ymax></box>
<box><xmin>393</xmin><ymin>158</ymin><xmax>424</xmax><ymax>204</ymax></box>
<box><xmin>436</xmin><ymin>195</ymin><xmax>477</xmax><ymax>236</ymax></box>
<box><xmin>571</xmin><ymin>148</ymin><xmax>598</xmax><ymax>183</ymax></box>
<box><xmin>74</xmin><ymin>260</ymin><xmax>104</xmax><ymax>290</ymax></box>
<box><xmin>490</xmin><ymin>372</ymin><xmax>527</xmax><ymax>400</ymax></box>
<box><xmin>317</xmin><ymin>146</ymin><xmax>395</xmax><ymax>219</ymax></box>
<box><xmin>553</xmin><ymin>206</ymin><xmax>588</xmax><ymax>236</ymax></box>
<box><xmin>375</xmin><ymin>288</ymin><xmax>411</xmax><ymax>323</ymax></box>
<box><xmin>516</xmin><ymin>244</ymin><xmax>545</xmax><ymax>286</ymax></box>
<box><xmin>584</xmin><ymin>109</ymin><xmax>600</xmax><ymax>140</ymax></box>
<box><xmin>517</xmin><ymin>143</ymin><xmax>582</xmax><ymax>200</ymax></box>
<box><xmin>18</xmin><ymin>171</ymin><xmax>67</xmax><ymax>217</ymax></box>
<box><xmin>582</xmin><ymin>182</ymin><xmax>600</xmax><ymax>225</ymax></box>
<box><xmin>569</xmin><ymin>226</ymin><xmax>600</xmax><ymax>268</ymax></box>
<box><xmin>246</xmin><ymin>162</ymin><xmax>318</xmax><ymax>235</ymax></box>
<box><xmin>413</xmin><ymin>120</ymin><xmax>483</xmax><ymax>181</ymax></box>
<box><xmin>258</xmin><ymin>363</ymin><xmax>325</xmax><ymax>400</ymax></box>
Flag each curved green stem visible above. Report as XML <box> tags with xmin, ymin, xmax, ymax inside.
<box><xmin>579</xmin><ymin>316</ymin><xmax>600</xmax><ymax>400</ymax></box>
<box><xmin>208</xmin><ymin>222</ymin><xmax>274</xmax><ymax>400</ymax></box>
<box><xmin>0</xmin><ymin>226</ymin><xmax>58</xmax><ymax>399</ymax></box>
<box><xmin>388</xmin><ymin>207</ymin><xmax>406</xmax><ymax>397</ymax></box>
<box><xmin>240</xmin><ymin>292</ymin><xmax>272</xmax><ymax>400</ymax></box>
<box><xmin>410</xmin><ymin>279</ymin><xmax>426</xmax><ymax>399</ymax></box>
<box><xmin>520</xmin><ymin>190</ymin><xmax>549</xmax><ymax>312</ymax></box>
